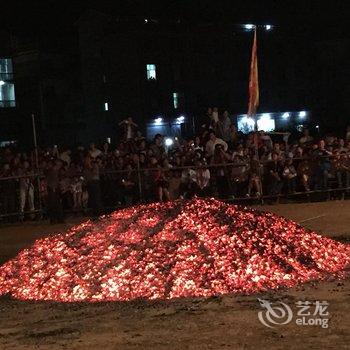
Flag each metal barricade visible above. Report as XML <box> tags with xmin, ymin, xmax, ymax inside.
<box><xmin>1</xmin><ymin>152</ymin><xmax>350</xmax><ymax>223</ymax></box>
<box><xmin>0</xmin><ymin>173</ymin><xmax>43</xmax><ymax>221</ymax></box>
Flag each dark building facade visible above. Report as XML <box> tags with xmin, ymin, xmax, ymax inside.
<box><xmin>1</xmin><ymin>10</ymin><xmax>349</xmax><ymax>147</ymax></box>
<box><xmin>0</xmin><ymin>31</ymin><xmax>18</xmax><ymax>145</ymax></box>
<box><xmin>77</xmin><ymin>11</ymin><xmax>350</xmax><ymax>143</ymax></box>
<box><xmin>77</xmin><ymin>11</ymin><xmax>264</xmax><ymax>143</ymax></box>
<box><xmin>0</xmin><ymin>29</ymin><xmax>83</xmax><ymax>148</ymax></box>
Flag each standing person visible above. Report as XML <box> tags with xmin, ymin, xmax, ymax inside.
<box><xmin>212</xmin><ymin>107</ymin><xmax>219</xmax><ymax>123</ymax></box>
<box><xmin>205</xmin><ymin>107</ymin><xmax>213</xmax><ymax>124</ymax></box>
<box><xmin>337</xmin><ymin>139</ymin><xmax>348</xmax><ymax>153</ymax></box>
<box><xmin>297</xmin><ymin>156</ymin><xmax>312</xmax><ymax>192</ymax></box>
<box><xmin>205</xmin><ymin>132</ymin><xmax>228</xmax><ymax>159</ymax></box>
<box><xmin>282</xmin><ymin>158</ymin><xmax>298</xmax><ymax>194</ymax></box>
<box><xmin>152</xmin><ymin>158</ymin><xmax>170</xmax><ymax>202</ymax></box>
<box><xmin>59</xmin><ymin>170</ymin><xmax>73</xmax><ymax>211</ymax></box>
<box><xmin>83</xmin><ymin>156</ymin><xmax>102</xmax><ymax>217</ymax></box>
<box><xmin>119</xmin><ymin>116</ymin><xmax>138</xmax><ymax>153</ymax></box>
<box><xmin>313</xmin><ymin>140</ymin><xmax>332</xmax><ymax>190</ymax></box>
<box><xmin>193</xmin><ymin>136</ymin><xmax>204</xmax><ymax>152</ymax></box>
<box><xmin>118</xmin><ymin>116</ymin><xmax>138</xmax><ymax>141</ymax></box>
<box><xmin>346</xmin><ymin>126</ymin><xmax>350</xmax><ymax>142</ymax></box>
<box><xmin>71</xmin><ymin>176</ymin><xmax>84</xmax><ymax>210</ymax></box>
<box><xmin>192</xmin><ymin>160</ymin><xmax>211</xmax><ymax>197</ymax></box>
<box><xmin>211</xmin><ymin>144</ymin><xmax>230</xmax><ymax>199</ymax></box>
<box><xmin>246</xmin><ymin>155</ymin><xmax>262</xmax><ymax>198</ymax></box>
<box><xmin>333</xmin><ymin>151</ymin><xmax>350</xmax><ymax>189</ymax></box>
<box><xmin>59</xmin><ymin>147</ymin><xmax>71</xmax><ymax>166</ymax></box>
<box><xmin>217</xmin><ymin>110</ymin><xmax>232</xmax><ymax>142</ymax></box>
<box><xmin>267</xmin><ymin>153</ymin><xmax>284</xmax><ymax>196</ymax></box>
<box><xmin>228</xmin><ymin>124</ymin><xmax>239</xmax><ymax>148</ymax></box>
<box><xmin>120</xmin><ymin>163</ymin><xmax>137</xmax><ymax>205</ymax></box>
<box><xmin>46</xmin><ymin>160</ymin><xmax>64</xmax><ymax>224</ymax></box>
<box><xmin>299</xmin><ymin>129</ymin><xmax>314</xmax><ymax>146</ymax></box>
<box><xmin>150</xmin><ymin>134</ymin><xmax>166</xmax><ymax>161</ymax></box>
<box><xmin>18</xmin><ymin>161</ymin><xmax>35</xmax><ymax>219</ymax></box>
<box><xmin>89</xmin><ymin>143</ymin><xmax>102</xmax><ymax>159</ymax></box>
<box><xmin>101</xmin><ymin>142</ymin><xmax>110</xmax><ymax>158</ymax></box>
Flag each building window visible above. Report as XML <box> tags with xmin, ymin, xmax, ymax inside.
<box><xmin>0</xmin><ymin>58</ymin><xmax>13</xmax><ymax>81</ymax></box>
<box><xmin>173</xmin><ymin>92</ymin><xmax>184</xmax><ymax>109</ymax></box>
<box><xmin>104</xmin><ymin>102</ymin><xmax>109</xmax><ymax>111</ymax></box>
<box><xmin>146</xmin><ymin>64</ymin><xmax>156</xmax><ymax>80</ymax></box>
<box><xmin>0</xmin><ymin>58</ymin><xmax>15</xmax><ymax>108</ymax></box>
<box><xmin>173</xmin><ymin>92</ymin><xmax>179</xmax><ymax>109</ymax></box>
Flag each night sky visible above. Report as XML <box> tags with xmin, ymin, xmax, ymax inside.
<box><xmin>4</xmin><ymin>0</ymin><xmax>348</xmax><ymax>39</ymax></box>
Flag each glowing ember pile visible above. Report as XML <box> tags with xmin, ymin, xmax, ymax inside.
<box><xmin>0</xmin><ymin>198</ymin><xmax>349</xmax><ymax>302</ymax></box>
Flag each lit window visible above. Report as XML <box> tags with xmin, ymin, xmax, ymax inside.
<box><xmin>173</xmin><ymin>92</ymin><xmax>179</xmax><ymax>109</ymax></box>
<box><xmin>0</xmin><ymin>58</ymin><xmax>13</xmax><ymax>81</ymax></box>
<box><xmin>173</xmin><ymin>92</ymin><xmax>184</xmax><ymax>109</ymax></box>
<box><xmin>237</xmin><ymin>115</ymin><xmax>255</xmax><ymax>133</ymax></box>
<box><xmin>257</xmin><ymin>114</ymin><xmax>275</xmax><ymax>132</ymax></box>
<box><xmin>104</xmin><ymin>102</ymin><xmax>109</xmax><ymax>111</ymax></box>
<box><xmin>146</xmin><ymin>64</ymin><xmax>156</xmax><ymax>80</ymax></box>
<box><xmin>0</xmin><ymin>82</ymin><xmax>15</xmax><ymax>108</ymax></box>
<box><xmin>237</xmin><ymin>114</ymin><xmax>275</xmax><ymax>133</ymax></box>
<box><xmin>0</xmin><ymin>58</ymin><xmax>15</xmax><ymax>108</ymax></box>
<box><xmin>0</xmin><ymin>140</ymin><xmax>16</xmax><ymax>147</ymax></box>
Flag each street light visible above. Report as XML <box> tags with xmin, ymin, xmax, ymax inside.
<box><xmin>154</xmin><ymin>117</ymin><xmax>163</xmax><ymax>125</ymax></box>
<box><xmin>176</xmin><ymin>115</ymin><xmax>185</xmax><ymax>124</ymax></box>
<box><xmin>0</xmin><ymin>80</ymin><xmax>5</xmax><ymax>86</ymax></box>
<box><xmin>244</xmin><ymin>24</ymin><xmax>255</xmax><ymax>31</ymax></box>
<box><xmin>165</xmin><ymin>138</ymin><xmax>174</xmax><ymax>147</ymax></box>
<box><xmin>242</xmin><ymin>24</ymin><xmax>274</xmax><ymax>31</ymax></box>
<box><xmin>299</xmin><ymin>111</ymin><xmax>307</xmax><ymax>119</ymax></box>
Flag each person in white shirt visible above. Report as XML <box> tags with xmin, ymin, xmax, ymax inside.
<box><xmin>89</xmin><ymin>143</ymin><xmax>102</xmax><ymax>159</ymax></box>
<box><xmin>337</xmin><ymin>138</ymin><xmax>348</xmax><ymax>153</ymax></box>
<box><xmin>205</xmin><ymin>132</ymin><xmax>228</xmax><ymax>158</ymax></box>
<box><xmin>346</xmin><ymin>126</ymin><xmax>350</xmax><ymax>142</ymax></box>
<box><xmin>193</xmin><ymin>161</ymin><xmax>211</xmax><ymax>196</ymax></box>
<box><xmin>299</xmin><ymin>129</ymin><xmax>313</xmax><ymax>145</ymax></box>
<box><xmin>119</xmin><ymin>117</ymin><xmax>138</xmax><ymax>140</ymax></box>
<box><xmin>18</xmin><ymin>161</ymin><xmax>35</xmax><ymax>217</ymax></box>
<box><xmin>218</xmin><ymin>110</ymin><xmax>232</xmax><ymax>142</ymax></box>
<box><xmin>193</xmin><ymin>136</ymin><xmax>204</xmax><ymax>152</ymax></box>
<box><xmin>59</xmin><ymin>149</ymin><xmax>71</xmax><ymax>166</ymax></box>
<box><xmin>212</xmin><ymin>107</ymin><xmax>219</xmax><ymax>123</ymax></box>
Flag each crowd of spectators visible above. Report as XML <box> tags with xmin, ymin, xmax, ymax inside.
<box><xmin>1</xmin><ymin>110</ymin><xmax>350</xmax><ymax>223</ymax></box>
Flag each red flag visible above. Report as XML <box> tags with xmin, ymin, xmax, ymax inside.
<box><xmin>248</xmin><ymin>28</ymin><xmax>259</xmax><ymax>117</ymax></box>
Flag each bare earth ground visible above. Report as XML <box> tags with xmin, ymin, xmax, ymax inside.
<box><xmin>0</xmin><ymin>201</ymin><xmax>349</xmax><ymax>350</ymax></box>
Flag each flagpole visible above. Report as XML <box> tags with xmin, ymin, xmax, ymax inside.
<box><xmin>248</xmin><ymin>27</ymin><xmax>264</xmax><ymax>203</ymax></box>
<box><xmin>31</xmin><ymin>113</ymin><xmax>43</xmax><ymax>216</ymax></box>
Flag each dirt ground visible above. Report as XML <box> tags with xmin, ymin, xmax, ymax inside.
<box><xmin>0</xmin><ymin>201</ymin><xmax>349</xmax><ymax>350</ymax></box>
